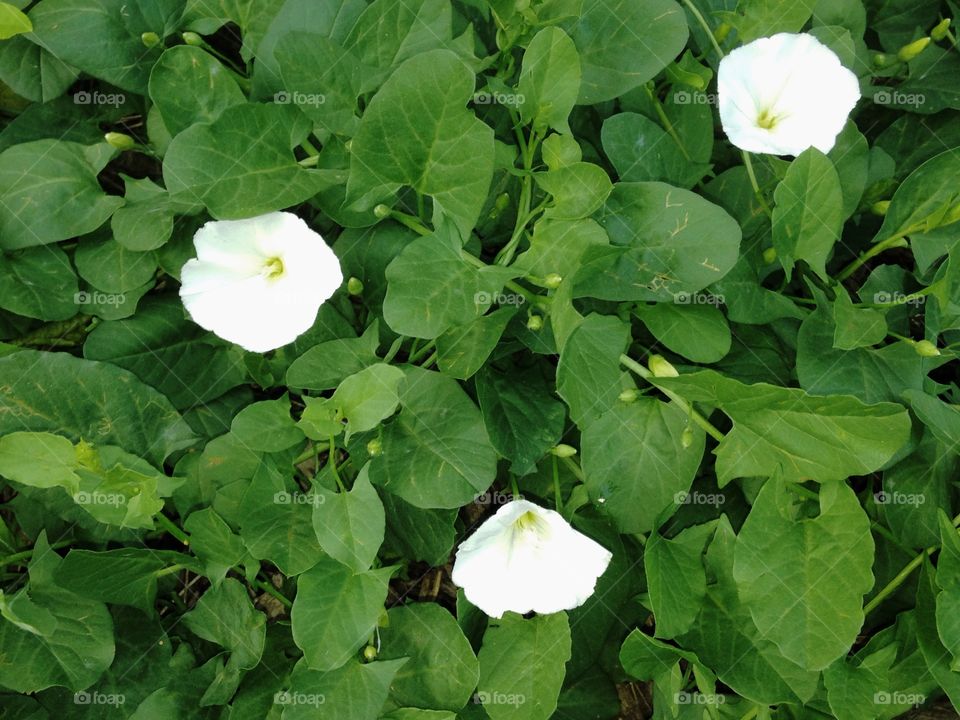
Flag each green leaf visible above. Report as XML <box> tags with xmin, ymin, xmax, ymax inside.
<box><xmin>637</xmin><ymin>302</ymin><xmax>732</xmax><ymax>363</ymax></box>
<box><xmin>575</xmin><ymin>182</ymin><xmax>741</xmax><ymax>302</ymax></box>
<box><xmin>348</xmin><ymin>49</ymin><xmax>494</xmax><ymax>238</ymax></box>
<box><xmin>564</xmin><ymin>0</ymin><xmax>688</xmax><ymax>104</ymax></box>
<box><xmin>369</xmin><ymin>367</ymin><xmax>497</xmax><ymax>509</ymax></box>
<box><xmin>728</xmin><ymin>0</ymin><xmax>817</xmax><ymax>42</ymax></box>
<box><xmin>655</xmin><ymin>369</ymin><xmax>913</xmax><ymax>484</ymax></box>
<box><xmin>601</xmin><ymin>112</ymin><xmax>708</xmax><ymax>188</ymax></box>
<box><xmin>476</xmin><ymin>366</ymin><xmax>565</xmax><ymax>476</ymax></box>
<box><xmin>184</xmin><ymin>507</ymin><xmax>249</xmax><ymax>586</ymax></box>
<box><xmin>620</xmin><ymin>629</ymin><xmax>698</xmax><ymax>681</ymax></box>
<box><xmin>148</xmin><ymin>45</ymin><xmax>246</xmax><ymax>136</ymax></box>
<box><xmin>0</xmin><ymin>535</ymin><xmax>114</xmax><ymax>693</ymax></box>
<box><xmin>28</xmin><ymin>0</ymin><xmax>178</xmax><ymax>92</ymax></box>
<box><xmin>436</xmin><ymin>306</ymin><xmax>516</xmax><ymax>380</ymax></box>
<box><xmin>0</xmin><ymin>246</ymin><xmax>78</xmax><ymax>321</ymax></box>
<box><xmin>312</xmin><ymin>467</ymin><xmax>385</xmax><ymax>572</ymax></box>
<box><xmin>734</xmin><ymin>478</ymin><xmax>874</xmax><ymax>670</ymax></box>
<box><xmin>873</xmin><ymin>148</ymin><xmax>960</xmax><ymax>245</ymax></box>
<box><xmin>0</xmin><ymin>349</ymin><xmax>196</xmax><ymax>466</ymax></box>
<box><xmin>291</xmin><ymin>557</ymin><xmax>392</xmax><ymax>671</ymax></box>
<box><xmin>518</xmin><ymin>27</ymin><xmax>580</xmax><ymax>134</ymax></box>
<box><xmin>772</xmin><ymin>148</ymin><xmax>844</xmax><ymax>280</ymax></box>
<box><xmin>162</xmin><ymin>103</ymin><xmax>330</xmax><ymax>219</ymax></box>
<box><xmin>380</xmin><ymin>490</ymin><xmax>456</xmax><ymax>566</ymax></box>
<box><xmin>0</xmin><ymin>36</ymin><xmax>78</xmax><ymax>103</ymax></box>
<box><xmin>281</xmin><ymin>658</ymin><xmax>407</xmax><ymax>720</ymax></box>
<box><xmin>477</xmin><ymin>612</ymin><xmax>572</xmax><ymax>720</ymax></box>
<box><xmin>556</xmin><ymin>313</ymin><xmax>633</xmax><ymax>428</ymax></box>
<box><xmin>581</xmin><ymin>398</ymin><xmax>705</xmax><ymax>534</ymax></box>
<box><xmin>534</xmin><ymin>163</ymin><xmax>612</xmax><ymax>221</ymax></box>
<box><xmin>74</xmin><ymin>235</ymin><xmax>157</xmax><ymax>294</ymax></box>
<box><xmin>332</xmin><ymin>363</ymin><xmax>405</xmax><ymax>436</ymax></box>
<box><xmin>645</xmin><ymin>522</ymin><xmax>714</xmax><ymax>638</ymax></box>
<box><xmin>110</xmin><ymin>176</ymin><xmax>198</xmax><ymax>252</ymax></box>
<box><xmin>831</xmin><ymin>286</ymin><xmax>887</xmax><ymax>350</ymax></box>
<box><xmin>230</xmin><ymin>395</ymin><xmax>304</xmax><ymax>453</ymax></box>
<box><xmin>378</xmin><ymin>603</ymin><xmax>480</xmax><ymax>711</ymax></box>
<box><xmin>83</xmin><ymin>297</ymin><xmax>248</xmax><ymax>411</ymax></box>
<box><xmin>0</xmin><ymin>3</ymin><xmax>31</xmax><ymax>39</ymax></box>
<box><xmin>0</xmin><ymin>140</ymin><xmax>123</xmax><ymax>250</ymax></box>
<box><xmin>286</xmin><ymin>324</ymin><xmax>379</xmax><ymax>392</ymax></box>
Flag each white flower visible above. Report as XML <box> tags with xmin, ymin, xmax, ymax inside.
<box><xmin>452</xmin><ymin>499</ymin><xmax>612</xmax><ymax>618</ymax></box>
<box><xmin>718</xmin><ymin>33</ymin><xmax>860</xmax><ymax>156</ymax></box>
<box><xmin>179</xmin><ymin>212</ymin><xmax>342</xmax><ymax>353</ymax></box>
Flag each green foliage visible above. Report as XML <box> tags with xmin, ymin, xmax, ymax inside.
<box><xmin>1</xmin><ymin>1</ymin><xmax>959</xmax><ymax>718</ymax></box>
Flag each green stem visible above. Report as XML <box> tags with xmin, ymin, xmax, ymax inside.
<box><xmin>835</xmin><ymin>231</ymin><xmax>915</xmax><ymax>282</ymax></box>
<box><xmin>864</xmin><ymin>511</ymin><xmax>960</xmax><ymax>616</ymax></box>
<box><xmin>388</xmin><ymin>209</ymin><xmax>432</xmax><ymax>236</ymax></box>
<box><xmin>155</xmin><ymin>563</ymin><xmax>185</xmax><ymax>578</ymax></box>
<box><xmin>738</xmin><ymin>707</ymin><xmax>760</xmax><ymax>720</ymax></box>
<box><xmin>619</xmin><ymin>354</ymin><xmax>725</xmax><ymax>442</ymax></box>
<box><xmin>11</xmin><ymin>314</ymin><xmax>91</xmax><ymax>348</ymax></box>
<box><xmin>742</xmin><ymin>151</ymin><xmax>773</xmax><ymax>218</ymax></box>
<box><xmin>552</xmin><ymin>455</ymin><xmax>563</xmax><ymax>512</ymax></box>
<box><xmin>408</xmin><ymin>340</ymin><xmax>436</xmax><ymax>364</ymax></box>
<box><xmin>155</xmin><ymin>513</ymin><xmax>190</xmax><ymax>545</ymax></box>
<box><xmin>0</xmin><ymin>541</ymin><xmax>71</xmax><ymax>568</ymax></box>
<box><xmin>496</xmin><ymin>129</ymin><xmax>541</xmax><ymax>266</ymax></box>
<box><xmin>420</xmin><ymin>350</ymin><xmax>438</xmax><ymax>368</ymax></box>
<box><xmin>329</xmin><ymin>436</ymin><xmax>346</xmax><ymax>492</ymax></box>
<box><xmin>293</xmin><ymin>443</ymin><xmax>317</xmax><ymax>465</ymax></box>
<box><xmin>560</xmin><ymin>455</ymin><xmax>586</xmax><ymax>483</ymax></box>
<box><xmin>253</xmin><ymin>577</ymin><xmax>293</xmax><ymax>609</ymax></box>
<box><xmin>510</xmin><ymin>475</ymin><xmax>521</xmax><ymax>499</ymax></box>
<box><xmin>680</xmin><ymin>0</ymin><xmax>725</xmax><ymax>58</ymax></box>
<box><xmin>646</xmin><ymin>85</ymin><xmax>691</xmax><ymax>161</ymax></box>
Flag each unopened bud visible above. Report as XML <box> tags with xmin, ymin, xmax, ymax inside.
<box><xmin>648</xmin><ymin>354</ymin><xmax>679</xmax><ymax>378</ymax></box>
<box><xmin>362</xmin><ymin>645</ymin><xmax>378</xmax><ymax>662</ymax></box>
<box><xmin>181</xmin><ymin>31</ymin><xmax>203</xmax><ymax>46</ymax></box>
<box><xmin>932</xmin><ymin>18</ymin><xmax>951</xmax><ymax>42</ymax></box>
<box><xmin>681</xmin><ymin>425</ymin><xmax>695</xmax><ymax>448</ymax></box>
<box><xmin>914</xmin><ymin>339</ymin><xmax>941</xmax><ymax>357</ymax></box>
<box><xmin>543</xmin><ymin>273</ymin><xmax>562</xmax><ymax>289</ymax></box>
<box><xmin>373</xmin><ymin>204</ymin><xmax>391</xmax><ymax>219</ymax></box>
<box><xmin>104</xmin><ymin>132</ymin><xmax>136</xmax><ymax>151</ymax></box>
<box><xmin>871</xmin><ymin>200</ymin><xmax>890</xmax><ymax>216</ymax></box>
<box><xmin>872</xmin><ymin>52</ymin><xmax>890</xmax><ymax>67</ymax></box>
<box><xmin>713</xmin><ymin>22</ymin><xmax>731</xmax><ymax>44</ymax></box>
<box><xmin>526</xmin><ymin>314</ymin><xmax>543</xmax><ymax>331</ymax></box>
<box><xmin>366</xmin><ymin>438</ymin><xmax>382</xmax><ymax>456</ymax></box>
<box><xmin>141</xmin><ymin>31</ymin><xmax>160</xmax><ymax>48</ymax></box>
<box><xmin>618</xmin><ymin>388</ymin><xmax>638</xmax><ymax>403</ymax></box>
<box><xmin>550</xmin><ymin>444</ymin><xmax>577</xmax><ymax>458</ymax></box>
<box><xmin>347</xmin><ymin>277</ymin><xmax>364</xmax><ymax>296</ymax></box>
<box><xmin>898</xmin><ymin>36</ymin><xmax>931</xmax><ymax>62</ymax></box>
<box><xmin>762</xmin><ymin>247</ymin><xmax>777</xmax><ymax>264</ymax></box>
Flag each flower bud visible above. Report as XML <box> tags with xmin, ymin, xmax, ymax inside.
<box><xmin>550</xmin><ymin>444</ymin><xmax>577</xmax><ymax>458</ymax></box>
<box><xmin>362</xmin><ymin>645</ymin><xmax>378</xmax><ymax>662</ymax></box>
<box><xmin>932</xmin><ymin>18</ymin><xmax>951</xmax><ymax>42</ymax></box>
<box><xmin>526</xmin><ymin>314</ymin><xmax>543</xmax><ymax>331</ymax></box>
<box><xmin>347</xmin><ymin>277</ymin><xmax>364</xmax><ymax>296</ymax></box>
<box><xmin>714</xmin><ymin>22</ymin><xmax>731</xmax><ymax>44</ymax></box>
<box><xmin>872</xmin><ymin>52</ymin><xmax>890</xmax><ymax>67</ymax></box>
<box><xmin>618</xmin><ymin>388</ymin><xmax>638</xmax><ymax>403</ymax></box>
<box><xmin>914</xmin><ymin>339</ymin><xmax>941</xmax><ymax>357</ymax></box>
<box><xmin>871</xmin><ymin>200</ymin><xmax>890</xmax><ymax>216</ymax></box>
<box><xmin>681</xmin><ymin>425</ymin><xmax>695</xmax><ymax>448</ymax></box>
<box><xmin>762</xmin><ymin>247</ymin><xmax>777</xmax><ymax>264</ymax></box>
<box><xmin>181</xmin><ymin>31</ymin><xmax>203</xmax><ymax>46</ymax></box>
<box><xmin>648</xmin><ymin>354</ymin><xmax>679</xmax><ymax>378</ymax></box>
<box><xmin>373</xmin><ymin>204</ymin><xmax>391</xmax><ymax>219</ymax></box>
<box><xmin>104</xmin><ymin>132</ymin><xmax>136</xmax><ymax>151</ymax></box>
<box><xmin>897</xmin><ymin>36</ymin><xmax>931</xmax><ymax>62</ymax></box>
<box><xmin>543</xmin><ymin>273</ymin><xmax>562</xmax><ymax>289</ymax></box>
<box><xmin>367</xmin><ymin>438</ymin><xmax>382</xmax><ymax>456</ymax></box>
<box><xmin>141</xmin><ymin>31</ymin><xmax>160</xmax><ymax>48</ymax></box>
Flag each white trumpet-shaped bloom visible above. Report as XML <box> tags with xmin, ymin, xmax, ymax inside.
<box><xmin>180</xmin><ymin>212</ymin><xmax>342</xmax><ymax>353</ymax></box>
<box><xmin>452</xmin><ymin>499</ymin><xmax>612</xmax><ymax>618</ymax></box>
<box><xmin>718</xmin><ymin>32</ymin><xmax>860</xmax><ymax>156</ymax></box>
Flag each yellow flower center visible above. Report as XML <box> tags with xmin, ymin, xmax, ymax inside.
<box><xmin>262</xmin><ymin>256</ymin><xmax>285</xmax><ymax>280</ymax></box>
<box><xmin>756</xmin><ymin>107</ymin><xmax>780</xmax><ymax>130</ymax></box>
<box><xmin>515</xmin><ymin>510</ymin><xmax>541</xmax><ymax>531</ymax></box>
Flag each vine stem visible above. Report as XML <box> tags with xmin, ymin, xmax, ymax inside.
<box><xmin>742</xmin><ymin>151</ymin><xmax>773</xmax><ymax>217</ymax></box>
<box><xmin>619</xmin><ymin>354</ymin><xmax>725</xmax><ymax>441</ymax></box>
<box><xmin>835</xmin><ymin>229</ymin><xmax>915</xmax><ymax>282</ymax></box>
<box><xmin>0</xmin><ymin>541</ymin><xmax>71</xmax><ymax>568</ymax></box>
<box><xmin>680</xmin><ymin>0</ymin><xmax>725</xmax><ymax>59</ymax></box>
<box><xmin>156</xmin><ymin>513</ymin><xmax>190</xmax><ymax>545</ymax></box>
<box><xmin>253</xmin><ymin>577</ymin><xmax>293</xmax><ymax>609</ymax></box>
<box><xmin>863</xmin><ymin>511</ymin><xmax>960</xmax><ymax>616</ymax></box>
<box><xmin>329</xmin><ymin>436</ymin><xmax>346</xmax><ymax>492</ymax></box>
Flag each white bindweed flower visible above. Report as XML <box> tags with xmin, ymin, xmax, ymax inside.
<box><xmin>452</xmin><ymin>499</ymin><xmax>612</xmax><ymax>618</ymax></box>
<box><xmin>718</xmin><ymin>32</ymin><xmax>860</xmax><ymax>155</ymax></box>
<box><xmin>179</xmin><ymin>212</ymin><xmax>342</xmax><ymax>353</ymax></box>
